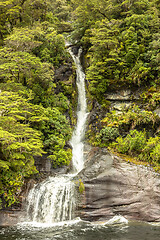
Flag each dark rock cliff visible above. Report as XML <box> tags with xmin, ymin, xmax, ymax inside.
<box><xmin>77</xmin><ymin>146</ymin><xmax>160</xmax><ymax>222</ymax></box>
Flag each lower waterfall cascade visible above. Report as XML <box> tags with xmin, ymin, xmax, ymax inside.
<box><xmin>26</xmin><ymin>47</ymin><xmax>88</xmax><ymax>223</ymax></box>
<box><xmin>26</xmin><ymin>176</ymin><xmax>75</xmax><ymax>223</ymax></box>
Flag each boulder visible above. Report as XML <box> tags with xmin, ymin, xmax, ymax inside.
<box><xmin>78</xmin><ymin>147</ymin><xmax>160</xmax><ymax>222</ymax></box>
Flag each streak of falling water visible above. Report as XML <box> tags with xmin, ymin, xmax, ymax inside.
<box><xmin>69</xmin><ymin>48</ymin><xmax>88</xmax><ymax>173</ymax></box>
<box><xmin>26</xmin><ymin>47</ymin><xmax>88</xmax><ymax>223</ymax></box>
<box><xmin>26</xmin><ymin>176</ymin><xmax>75</xmax><ymax>223</ymax></box>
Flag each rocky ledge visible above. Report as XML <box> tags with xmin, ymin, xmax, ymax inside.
<box><xmin>1</xmin><ymin>147</ymin><xmax>160</xmax><ymax>226</ymax></box>
<box><xmin>0</xmin><ymin>210</ymin><xmax>25</xmax><ymax>226</ymax></box>
<box><xmin>78</xmin><ymin>146</ymin><xmax>160</xmax><ymax>222</ymax></box>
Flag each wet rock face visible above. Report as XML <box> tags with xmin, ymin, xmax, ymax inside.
<box><xmin>79</xmin><ymin>147</ymin><xmax>160</xmax><ymax>222</ymax></box>
<box><xmin>0</xmin><ymin>211</ymin><xmax>24</xmax><ymax>226</ymax></box>
<box><xmin>54</xmin><ymin>62</ymin><xmax>73</xmax><ymax>83</ymax></box>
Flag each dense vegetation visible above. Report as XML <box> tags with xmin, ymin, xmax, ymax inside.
<box><xmin>0</xmin><ymin>0</ymin><xmax>74</xmax><ymax>208</ymax></box>
<box><xmin>70</xmin><ymin>0</ymin><xmax>160</xmax><ymax>98</ymax></box>
<box><xmin>69</xmin><ymin>0</ymin><xmax>160</xmax><ymax>170</ymax></box>
<box><xmin>0</xmin><ymin>0</ymin><xmax>160</xmax><ymax>208</ymax></box>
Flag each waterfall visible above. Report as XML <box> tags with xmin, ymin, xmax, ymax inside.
<box><xmin>69</xmin><ymin>48</ymin><xmax>88</xmax><ymax>173</ymax></box>
<box><xmin>27</xmin><ymin>176</ymin><xmax>75</xmax><ymax>223</ymax></box>
<box><xmin>26</xmin><ymin>47</ymin><xmax>88</xmax><ymax>223</ymax></box>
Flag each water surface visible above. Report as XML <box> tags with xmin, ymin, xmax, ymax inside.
<box><xmin>1</xmin><ymin>219</ymin><xmax>160</xmax><ymax>240</ymax></box>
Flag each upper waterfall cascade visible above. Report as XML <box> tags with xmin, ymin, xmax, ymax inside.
<box><xmin>69</xmin><ymin>48</ymin><xmax>88</xmax><ymax>173</ymax></box>
<box><xmin>26</xmin><ymin>47</ymin><xmax>88</xmax><ymax>223</ymax></box>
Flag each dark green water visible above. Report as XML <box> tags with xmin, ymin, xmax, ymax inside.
<box><xmin>1</xmin><ymin>219</ymin><xmax>160</xmax><ymax>240</ymax></box>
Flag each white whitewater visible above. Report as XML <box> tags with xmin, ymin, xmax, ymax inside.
<box><xmin>26</xmin><ymin>176</ymin><xmax>75</xmax><ymax>223</ymax></box>
<box><xmin>26</xmin><ymin>48</ymin><xmax>88</xmax><ymax>223</ymax></box>
<box><xmin>69</xmin><ymin>48</ymin><xmax>88</xmax><ymax>173</ymax></box>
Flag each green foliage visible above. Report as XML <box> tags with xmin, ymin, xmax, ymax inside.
<box><xmin>0</xmin><ymin>47</ymin><xmax>55</xmax><ymax>89</ymax></box>
<box><xmin>22</xmin><ymin>0</ymin><xmax>71</xmax><ymax>30</ymax></box>
<box><xmin>112</xmin><ymin>130</ymin><xmax>147</xmax><ymax>155</ymax></box>
<box><xmin>42</xmin><ymin>107</ymin><xmax>72</xmax><ymax>168</ymax></box>
<box><xmin>0</xmin><ymin>82</ymin><xmax>34</xmax><ymax>99</ymax></box>
<box><xmin>70</xmin><ymin>0</ymin><xmax>160</xmax><ymax>104</ymax></box>
<box><xmin>4</xmin><ymin>26</ymin><xmax>43</xmax><ymax>52</ymax></box>
<box><xmin>0</xmin><ymin>43</ymin><xmax>70</xmax><ymax>108</ymax></box>
<box><xmin>78</xmin><ymin>179</ymin><xmax>85</xmax><ymax>194</ymax></box>
<box><xmin>0</xmin><ymin>91</ymin><xmax>46</xmax><ymax>167</ymax></box>
<box><xmin>138</xmin><ymin>136</ymin><xmax>160</xmax><ymax>163</ymax></box>
<box><xmin>0</xmin><ymin>0</ymin><xmax>74</xmax><ymax>209</ymax></box>
<box><xmin>0</xmin><ymin>19</ymin><xmax>72</xmax><ymax>107</ymax></box>
<box><xmin>101</xmin><ymin>105</ymin><xmax>159</xmax><ymax>131</ymax></box>
<box><xmin>92</xmin><ymin>104</ymin><xmax>160</xmax><ymax>170</ymax></box>
<box><xmin>0</xmin><ymin>90</ymin><xmax>46</xmax><ymax>207</ymax></box>
<box><xmin>43</xmin><ymin>107</ymin><xmax>72</xmax><ymax>144</ymax></box>
<box><xmin>0</xmin><ymin>171</ymin><xmax>24</xmax><ymax>207</ymax></box>
<box><xmin>140</xmin><ymin>87</ymin><xmax>160</xmax><ymax>110</ymax></box>
<box><xmin>0</xmin><ymin>0</ymin><xmax>23</xmax><ymax>42</ymax></box>
<box><xmin>111</xmin><ymin>130</ymin><xmax>160</xmax><ymax>169</ymax></box>
<box><xmin>48</xmin><ymin>149</ymin><xmax>72</xmax><ymax>168</ymax></box>
<box><xmin>32</xmin><ymin>26</ymin><xmax>69</xmax><ymax>67</ymax></box>
<box><xmin>96</xmin><ymin>127</ymin><xmax>119</xmax><ymax>146</ymax></box>
<box><xmin>0</xmin><ymin>89</ymin><xmax>72</xmax><ymax>207</ymax></box>
<box><xmin>1</xmin><ymin>0</ymin><xmax>160</xmax><ymax>208</ymax></box>
<box><xmin>0</xmin><ymin>198</ymin><xmax>2</xmax><ymax>209</ymax></box>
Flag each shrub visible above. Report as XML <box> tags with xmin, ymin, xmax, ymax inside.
<box><xmin>78</xmin><ymin>179</ymin><xmax>85</xmax><ymax>194</ymax></box>
<box><xmin>139</xmin><ymin>136</ymin><xmax>160</xmax><ymax>163</ymax></box>
<box><xmin>99</xmin><ymin>126</ymin><xmax>119</xmax><ymax>142</ymax></box>
<box><xmin>48</xmin><ymin>149</ymin><xmax>72</xmax><ymax>168</ymax></box>
<box><xmin>113</xmin><ymin>130</ymin><xmax>147</xmax><ymax>155</ymax></box>
<box><xmin>102</xmin><ymin>105</ymin><xmax>159</xmax><ymax>130</ymax></box>
<box><xmin>151</xmin><ymin>143</ymin><xmax>160</xmax><ymax>163</ymax></box>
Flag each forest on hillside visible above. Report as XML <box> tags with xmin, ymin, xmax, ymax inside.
<box><xmin>0</xmin><ymin>0</ymin><xmax>160</xmax><ymax>208</ymax></box>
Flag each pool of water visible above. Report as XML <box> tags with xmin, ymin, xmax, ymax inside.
<box><xmin>1</xmin><ymin>218</ymin><xmax>160</xmax><ymax>240</ymax></box>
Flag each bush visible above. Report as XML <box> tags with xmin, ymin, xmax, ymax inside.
<box><xmin>139</xmin><ymin>136</ymin><xmax>160</xmax><ymax>163</ymax></box>
<box><xmin>113</xmin><ymin>130</ymin><xmax>147</xmax><ymax>155</ymax></box>
<box><xmin>102</xmin><ymin>105</ymin><xmax>159</xmax><ymax>131</ymax></box>
<box><xmin>151</xmin><ymin>143</ymin><xmax>160</xmax><ymax>163</ymax></box>
<box><xmin>48</xmin><ymin>149</ymin><xmax>72</xmax><ymax>168</ymax></box>
<box><xmin>99</xmin><ymin>126</ymin><xmax>119</xmax><ymax>142</ymax></box>
<box><xmin>112</xmin><ymin>136</ymin><xmax>130</xmax><ymax>154</ymax></box>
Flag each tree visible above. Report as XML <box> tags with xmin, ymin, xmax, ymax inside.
<box><xmin>0</xmin><ymin>47</ymin><xmax>55</xmax><ymax>98</ymax></box>
<box><xmin>86</xmin><ymin>19</ymin><xmax>121</xmax><ymax>101</ymax></box>
<box><xmin>4</xmin><ymin>26</ymin><xmax>43</xmax><ymax>51</ymax></box>
<box><xmin>0</xmin><ymin>0</ymin><xmax>28</xmax><ymax>44</ymax></box>
<box><xmin>0</xmin><ymin>90</ymin><xmax>46</xmax><ymax>206</ymax></box>
<box><xmin>0</xmin><ymin>89</ymin><xmax>72</xmax><ymax>207</ymax></box>
<box><xmin>79</xmin><ymin>0</ymin><xmax>160</xmax><ymax>104</ymax></box>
